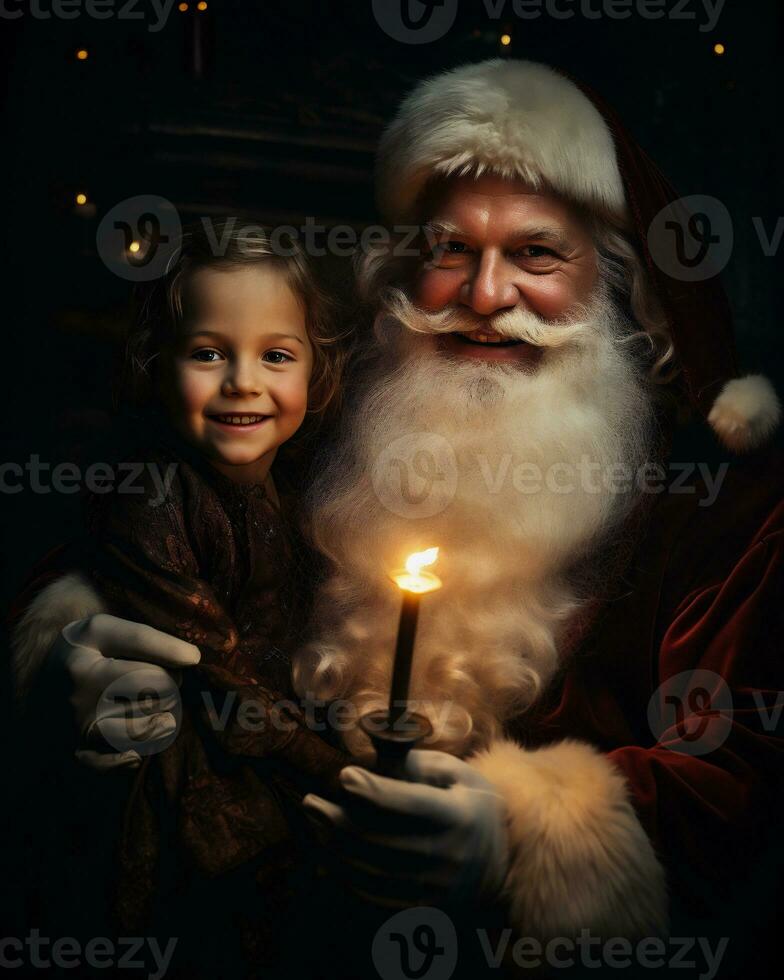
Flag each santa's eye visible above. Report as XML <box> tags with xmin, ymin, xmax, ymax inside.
<box><xmin>429</xmin><ymin>240</ymin><xmax>472</xmax><ymax>264</ymax></box>
<box><xmin>191</xmin><ymin>348</ymin><xmax>224</xmax><ymax>362</ymax></box>
<box><xmin>516</xmin><ymin>245</ymin><xmax>558</xmax><ymax>259</ymax></box>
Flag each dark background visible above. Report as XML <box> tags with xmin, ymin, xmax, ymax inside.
<box><xmin>1</xmin><ymin>0</ymin><xmax>782</xmax><ymax>973</ymax></box>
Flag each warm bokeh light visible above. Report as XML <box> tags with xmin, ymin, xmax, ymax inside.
<box><xmin>178</xmin><ymin>2</ymin><xmax>188</xmax><ymax>11</ymax></box>
<box><xmin>713</xmin><ymin>43</ymin><xmax>725</xmax><ymax>55</ymax></box>
<box><xmin>129</xmin><ymin>241</ymin><xmax>141</xmax><ymax>254</ymax></box>
<box><xmin>76</xmin><ymin>49</ymin><xmax>88</xmax><ymax>61</ymax></box>
<box><xmin>501</xmin><ymin>34</ymin><xmax>512</xmax><ymax>46</ymax></box>
<box><xmin>75</xmin><ymin>193</ymin><xmax>88</xmax><ymax>206</ymax></box>
<box><xmin>197</xmin><ymin>1</ymin><xmax>208</xmax><ymax>9</ymax></box>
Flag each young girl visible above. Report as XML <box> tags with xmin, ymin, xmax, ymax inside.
<box><xmin>80</xmin><ymin>220</ymin><xmax>354</xmax><ymax>974</ymax></box>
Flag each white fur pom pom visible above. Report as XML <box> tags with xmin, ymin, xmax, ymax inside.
<box><xmin>707</xmin><ymin>374</ymin><xmax>781</xmax><ymax>452</ymax></box>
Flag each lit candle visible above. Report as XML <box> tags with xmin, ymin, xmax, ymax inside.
<box><xmin>388</xmin><ymin>548</ymin><xmax>442</xmax><ymax>725</ymax></box>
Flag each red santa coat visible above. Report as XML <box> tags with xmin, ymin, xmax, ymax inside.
<box><xmin>469</xmin><ymin>445</ymin><xmax>784</xmax><ymax>946</ymax></box>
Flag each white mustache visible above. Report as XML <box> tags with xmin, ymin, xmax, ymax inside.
<box><xmin>381</xmin><ymin>288</ymin><xmax>598</xmax><ymax>351</ymax></box>
<box><xmin>492</xmin><ymin>306</ymin><xmax>591</xmax><ymax>349</ymax></box>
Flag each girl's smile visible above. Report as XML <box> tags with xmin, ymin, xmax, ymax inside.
<box><xmin>206</xmin><ymin>413</ymin><xmax>273</xmax><ymax>430</ymax></box>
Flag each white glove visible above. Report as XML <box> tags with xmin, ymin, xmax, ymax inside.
<box><xmin>50</xmin><ymin>614</ymin><xmax>200</xmax><ymax>771</ymax></box>
<box><xmin>303</xmin><ymin>749</ymin><xmax>509</xmax><ymax>911</ymax></box>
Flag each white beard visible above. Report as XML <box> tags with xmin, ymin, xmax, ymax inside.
<box><xmin>292</xmin><ymin>283</ymin><xmax>657</xmax><ymax>758</ymax></box>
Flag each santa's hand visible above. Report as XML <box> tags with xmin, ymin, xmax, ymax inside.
<box><xmin>303</xmin><ymin>749</ymin><xmax>509</xmax><ymax>910</ymax></box>
<box><xmin>50</xmin><ymin>614</ymin><xmax>200</xmax><ymax>771</ymax></box>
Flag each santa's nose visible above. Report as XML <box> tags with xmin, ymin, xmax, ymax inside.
<box><xmin>460</xmin><ymin>251</ymin><xmax>520</xmax><ymax>315</ymax></box>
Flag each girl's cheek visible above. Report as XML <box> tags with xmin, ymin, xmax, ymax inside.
<box><xmin>177</xmin><ymin>366</ymin><xmax>216</xmax><ymax>413</ymax></box>
<box><xmin>272</xmin><ymin>369</ymin><xmax>311</xmax><ymax>417</ymax></box>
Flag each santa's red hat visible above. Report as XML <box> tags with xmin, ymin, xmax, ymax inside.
<box><xmin>375</xmin><ymin>58</ymin><xmax>780</xmax><ymax>453</ymax></box>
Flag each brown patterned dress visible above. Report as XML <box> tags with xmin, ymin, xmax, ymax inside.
<box><xmin>82</xmin><ymin>431</ymin><xmax>349</xmax><ymax>978</ymax></box>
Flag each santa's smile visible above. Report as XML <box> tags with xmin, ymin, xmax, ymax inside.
<box><xmin>438</xmin><ymin>329</ymin><xmax>545</xmax><ymax>367</ymax></box>
<box><xmin>454</xmin><ymin>327</ymin><xmax>524</xmax><ymax>347</ymax></box>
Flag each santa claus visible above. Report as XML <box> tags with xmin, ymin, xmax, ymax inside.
<box><xmin>290</xmin><ymin>58</ymin><xmax>783</xmax><ymax>948</ymax></box>
<box><xmin>12</xmin><ymin>58</ymin><xmax>784</xmax><ymax>968</ymax></box>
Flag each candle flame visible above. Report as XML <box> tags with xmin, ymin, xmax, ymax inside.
<box><xmin>405</xmin><ymin>547</ymin><xmax>439</xmax><ymax>577</ymax></box>
<box><xmin>391</xmin><ymin>547</ymin><xmax>442</xmax><ymax>595</ymax></box>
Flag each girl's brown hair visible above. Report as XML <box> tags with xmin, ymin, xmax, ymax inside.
<box><xmin>121</xmin><ymin>218</ymin><xmax>352</xmax><ymax>426</ymax></box>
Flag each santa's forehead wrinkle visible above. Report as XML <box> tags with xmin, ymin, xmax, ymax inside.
<box><xmin>425</xmin><ymin>217</ymin><xmax>572</xmax><ymax>250</ymax></box>
<box><xmin>428</xmin><ymin>189</ymin><xmax>578</xmax><ymax>242</ymax></box>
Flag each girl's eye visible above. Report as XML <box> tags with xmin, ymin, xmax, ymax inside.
<box><xmin>191</xmin><ymin>348</ymin><xmax>224</xmax><ymax>362</ymax></box>
<box><xmin>262</xmin><ymin>350</ymin><xmax>293</xmax><ymax>364</ymax></box>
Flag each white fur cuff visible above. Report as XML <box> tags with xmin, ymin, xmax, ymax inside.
<box><xmin>468</xmin><ymin>739</ymin><xmax>668</xmax><ymax>941</ymax></box>
<box><xmin>11</xmin><ymin>572</ymin><xmax>104</xmax><ymax>702</ymax></box>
